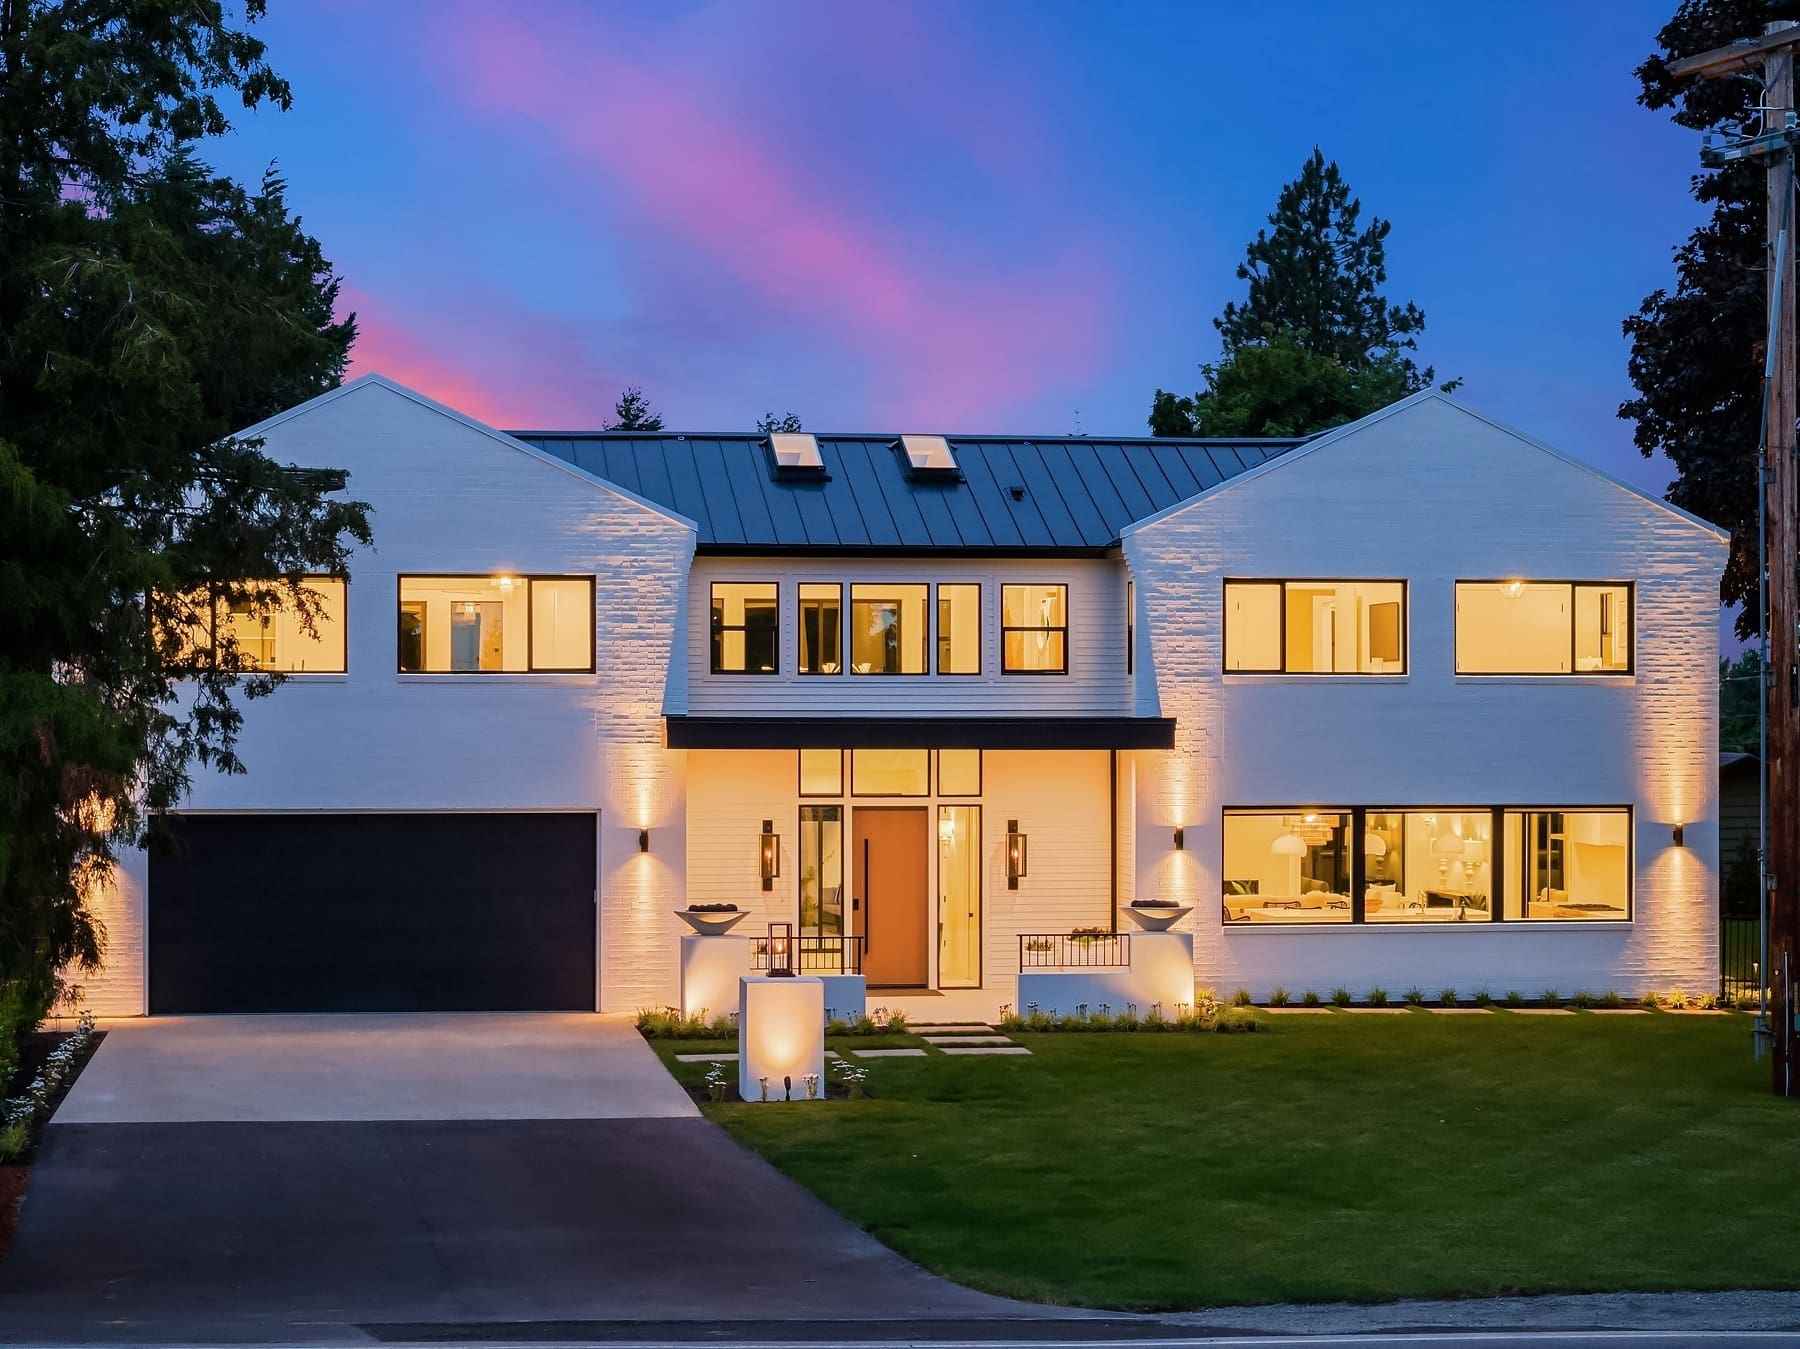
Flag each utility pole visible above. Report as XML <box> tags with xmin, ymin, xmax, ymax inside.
<box><xmin>1671</xmin><ymin>21</ymin><xmax>1800</xmax><ymax>1096</ymax></box>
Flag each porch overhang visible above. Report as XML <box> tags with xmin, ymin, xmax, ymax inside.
<box><xmin>664</xmin><ymin>715</ymin><xmax>1176</xmax><ymax>750</ymax></box>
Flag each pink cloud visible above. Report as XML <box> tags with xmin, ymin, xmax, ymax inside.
<box><xmin>342</xmin><ymin>284</ymin><xmax>623</xmax><ymax>428</ymax></box>
<box><xmin>427</xmin><ymin>2</ymin><xmax>1111</xmax><ymax>427</ymax></box>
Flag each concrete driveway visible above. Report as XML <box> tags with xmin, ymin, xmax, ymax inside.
<box><xmin>55</xmin><ymin>1012</ymin><xmax>696</xmax><ymax>1121</ymax></box>
<box><xmin>0</xmin><ymin>1013</ymin><xmax>1035</xmax><ymax>1344</ymax></box>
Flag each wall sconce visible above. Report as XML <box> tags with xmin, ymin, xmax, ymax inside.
<box><xmin>1672</xmin><ymin>823</ymin><xmax>1685</xmax><ymax>848</ymax></box>
<box><xmin>638</xmin><ymin>828</ymin><xmax>650</xmax><ymax>854</ymax></box>
<box><xmin>1173</xmin><ymin>826</ymin><xmax>1185</xmax><ymax>851</ymax></box>
<box><xmin>767</xmin><ymin>920</ymin><xmax>794</xmax><ymax>977</ymax></box>
<box><xmin>760</xmin><ymin>819</ymin><xmax>781</xmax><ymax>891</ymax></box>
<box><xmin>1006</xmin><ymin>819</ymin><xmax>1028</xmax><ymax>890</ymax></box>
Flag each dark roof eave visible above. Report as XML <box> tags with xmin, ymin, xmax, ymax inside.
<box><xmin>666</xmin><ymin>715</ymin><xmax>1176</xmax><ymax>751</ymax></box>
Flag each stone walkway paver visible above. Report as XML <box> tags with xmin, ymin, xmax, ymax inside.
<box><xmin>939</xmin><ymin>1045</ymin><xmax>1032</xmax><ymax>1056</ymax></box>
<box><xmin>922</xmin><ymin>1034</ymin><xmax>1013</xmax><ymax>1045</ymax></box>
<box><xmin>851</xmin><ymin>1048</ymin><xmax>927</xmax><ymax>1058</ymax></box>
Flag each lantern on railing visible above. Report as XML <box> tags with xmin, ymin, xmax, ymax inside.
<box><xmin>1006</xmin><ymin>819</ymin><xmax>1028</xmax><ymax>891</ymax></box>
<box><xmin>767</xmin><ymin>921</ymin><xmax>795</xmax><ymax>977</ymax></box>
<box><xmin>759</xmin><ymin>819</ymin><xmax>781</xmax><ymax>891</ymax></box>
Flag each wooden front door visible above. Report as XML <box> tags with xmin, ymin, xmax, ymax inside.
<box><xmin>855</xmin><ymin>807</ymin><xmax>929</xmax><ymax>988</ymax></box>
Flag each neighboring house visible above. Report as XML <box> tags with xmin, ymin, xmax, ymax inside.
<box><xmin>79</xmin><ymin>376</ymin><xmax>1727</xmax><ymax>1019</ymax></box>
<box><xmin>1719</xmin><ymin>752</ymin><xmax>1761</xmax><ymax>914</ymax></box>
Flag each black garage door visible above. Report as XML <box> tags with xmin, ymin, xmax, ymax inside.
<box><xmin>149</xmin><ymin>813</ymin><xmax>597</xmax><ymax>1013</ymax></box>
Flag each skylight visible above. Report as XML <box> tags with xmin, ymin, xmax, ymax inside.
<box><xmin>768</xmin><ymin>432</ymin><xmax>823</xmax><ymax>470</ymax></box>
<box><xmin>898</xmin><ymin>434</ymin><xmax>957</xmax><ymax>473</ymax></box>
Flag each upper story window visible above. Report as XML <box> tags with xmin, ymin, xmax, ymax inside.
<box><xmin>1455</xmin><ymin>581</ymin><xmax>1631</xmax><ymax>675</ymax></box>
<box><xmin>182</xmin><ymin>578</ymin><xmax>347</xmax><ymax>673</ymax></box>
<box><xmin>1002</xmin><ymin>583</ymin><xmax>1067</xmax><ymax>674</ymax></box>
<box><xmin>798</xmin><ymin>584</ymin><xmax>842</xmax><ymax>674</ymax></box>
<box><xmin>398</xmin><ymin>574</ymin><xmax>593</xmax><ymax>673</ymax></box>
<box><xmin>711</xmin><ymin>582</ymin><xmax>779</xmax><ymax>674</ymax></box>
<box><xmin>850</xmin><ymin>583</ymin><xmax>927</xmax><ymax>674</ymax></box>
<box><xmin>936</xmin><ymin>583</ymin><xmax>980</xmax><ymax>674</ymax></box>
<box><xmin>1223</xmin><ymin>579</ymin><xmax>1406</xmax><ymax>674</ymax></box>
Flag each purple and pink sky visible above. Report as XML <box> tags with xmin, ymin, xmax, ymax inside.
<box><xmin>210</xmin><ymin>0</ymin><xmax>1704</xmax><ymax>495</ymax></box>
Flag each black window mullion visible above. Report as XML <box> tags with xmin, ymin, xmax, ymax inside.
<box><xmin>1490</xmin><ymin>807</ymin><xmax>1504</xmax><ymax>921</ymax></box>
<box><xmin>1350</xmin><ymin>807</ymin><xmax>1366</xmax><ymax>923</ymax></box>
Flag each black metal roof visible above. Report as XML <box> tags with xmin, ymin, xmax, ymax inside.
<box><xmin>509</xmin><ymin>431</ymin><xmax>1304</xmax><ymax>554</ymax></box>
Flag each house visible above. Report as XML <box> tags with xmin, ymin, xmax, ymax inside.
<box><xmin>79</xmin><ymin>376</ymin><xmax>1727</xmax><ymax>1020</ymax></box>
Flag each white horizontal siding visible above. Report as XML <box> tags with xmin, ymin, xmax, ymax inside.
<box><xmin>685</xmin><ymin>556</ymin><xmax>1131</xmax><ymax>716</ymax></box>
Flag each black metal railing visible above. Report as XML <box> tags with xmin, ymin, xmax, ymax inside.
<box><xmin>1721</xmin><ymin>916</ymin><xmax>1760</xmax><ymax>1005</ymax></box>
<box><xmin>751</xmin><ymin>934</ymin><xmax>866</xmax><ymax>975</ymax></box>
<box><xmin>1018</xmin><ymin>931</ymin><xmax>1130</xmax><ymax>969</ymax></box>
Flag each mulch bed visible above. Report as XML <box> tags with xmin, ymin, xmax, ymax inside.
<box><xmin>0</xmin><ymin>1027</ymin><xmax>105</xmax><ymax>1259</ymax></box>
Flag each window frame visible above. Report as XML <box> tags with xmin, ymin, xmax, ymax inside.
<box><xmin>1222</xmin><ymin>578</ymin><xmax>1409</xmax><ymax>676</ymax></box>
<box><xmin>199</xmin><ymin>575</ymin><xmax>349</xmax><ymax>675</ymax></box>
<box><xmin>1000</xmin><ymin>582</ymin><xmax>1070</xmax><ymax>676</ymax></box>
<box><xmin>934</xmin><ymin>582</ymin><xmax>982</xmax><ymax>676</ymax></box>
<box><xmin>395</xmin><ymin>573</ymin><xmax>595</xmax><ymax>675</ymax></box>
<box><xmin>1453</xmin><ymin>579</ymin><xmax>1635</xmax><ymax>677</ymax></box>
<box><xmin>797</xmin><ymin>749</ymin><xmax>845</xmax><ymax>798</ymax></box>
<box><xmin>709</xmin><ymin>580</ymin><xmax>781</xmax><ymax>676</ymax></box>
<box><xmin>797</xmin><ymin>582</ymin><xmax>844</xmax><ymax>677</ymax></box>
<box><xmin>1221</xmin><ymin>803</ymin><xmax>1634</xmax><ymax>927</ymax></box>
<box><xmin>849</xmin><ymin>748</ymin><xmax>931</xmax><ymax>797</ymax></box>
<box><xmin>936</xmin><ymin>748</ymin><xmax>983</xmax><ymax>797</ymax></box>
<box><xmin>848</xmin><ymin>582</ymin><xmax>931</xmax><ymax>676</ymax></box>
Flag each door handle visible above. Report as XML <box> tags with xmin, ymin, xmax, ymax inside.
<box><xmin>858</xmin><ymin>838</ymin><xmax>870</xmax><ymax>927</ymax></box>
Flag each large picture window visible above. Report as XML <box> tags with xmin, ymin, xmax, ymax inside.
<box><xmin>711</xmin><ymin>581</ymin><xmax>779</xmax><ymax>674</ymax></box>
<box><xmin>1455</xmin><ymin>581</ymin><xmax>1631</xmax><ymax>675</ymax></box>
<box><xmin>397</xmin><ymin>575</ymin><xmax>593</xmax><ymax>673</ymax></box>
<box><xmin>1224</xmin><ymin>579</ymin><xmax>1406</xmax><ymax>674</ymax></box>
<box><xmin>1001</xmin><ymin>583</ymin><xmax>1067</xmax><ymax>673</ymax></box>
<box><xmin>850</xmin><ymin>584</ymin><xmax>927</xmax><ymax>674</ymax></box>
<box><xmin>1224</xmin><ymin>805</ymin><xmax>1631</xmax><ymax>925</ymax></box>
<box><xmin>185</xmin><ymin>578</ymin><xmax>347</xmax><ymax>673</ymax></box>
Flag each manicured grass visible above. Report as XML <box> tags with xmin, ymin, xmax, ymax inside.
<box><xmin>651</xmin><ymin>1012</ymin><xmax>1800</xmax><ymax>1309</ymax></box>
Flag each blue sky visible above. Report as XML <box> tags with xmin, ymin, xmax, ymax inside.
<box><xmin>208</xmin><ymin>0</ymin><xmax>1703</xmax><ymax>501</ymax></box>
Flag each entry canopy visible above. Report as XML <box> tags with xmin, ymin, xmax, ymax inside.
<box><xmin>664</xmin><ymin>715</ymin><xmax>1176</xmax><ymax>750</ymax></box>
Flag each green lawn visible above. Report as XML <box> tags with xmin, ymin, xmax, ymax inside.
<box><xmin>651</xmin><ymin>1012</ymin><xmax>1800</xmax><ymax>1310</ymax></box>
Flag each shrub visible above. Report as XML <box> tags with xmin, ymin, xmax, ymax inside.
<box><xmin>1599</xmin><ymin>990</ymin><xmax>1623</xmax><ymax>1008</ymax></box>
<box><xmin>1474</xmin><ymin>988</ymin><xmax>1494</xmax><ymax>1006</ymax></box>
<box><xmin>1269</xmin><ymin>986</ymin><xmax>1291</xmax><ymax>1007</ymax></box>
<box><xmin>1666</xmin><ymin>988</ymin><xmax>1689</xmax><ymax>1010</ymax></box>
<box><xmin>0</xmin><ymin>1115</ymin><xmax>28</xmax><ymax>1162</ymax></box>
<box><xmin>1211</xmin><ymin>1006</ymin><xmax>1262</xmax><ymax>1033</ymax></box>
<box><xmin>1115</xmin><ymin>1006</ymin><xmax>1140</xmax><ymax>1031</ymax></box>
<box><xmin>885</xmin><ymin>1010</ymin><xmax>909</xmax><ymax>1032</ymax></box>
<box><xmin>1403</xmin><ymin>986</ymin><xmax>1426</xmax><ymax>1006</ymax></box>
<box><xmin>1698</xmin><ymin>992</ymin><xmax>1719</xmax><ymax>1010</ymax></box>
<box><xmin>1541</xmin><ymin>989</ymin><xmax>1562</xmax><ymax>1008</ymax></box>
<box><xmin>1366</xmin><ymin>986</ymin><xmax>1389</xmax><ymax>1007</ymax></box>
<box><xmin>1640</xmin><ymin>990</ymin><xmax>1662</xmax><ymax>1010</ymax></box>
<box><xmin>1302</xmin><ymin>989</ymin><xmax>1322</xmax><ymax>1007</ymax></box>
<box><xmin>635</xmin><ymin>1007</ymin><xmax>736</xmax><ymax>1040</ymax></box>
<box><xmin>1330</xmin><ymin>986</ymin><xmax>1352</xmax><ymax>1008</ymax></box>
<box><xmin>1568</xmin><ymin>991</ymin><xmax>1593</xmax><ymax>1009</ymax></box>
<box><xmin>1438</xmin><ymin>986</ymin><xmax>1458</xmax><ymax>1007</ymax></box>
<box><xmin>1231</xmin><ymin>987</ymin><xmax>1253</xmax><ymax>1007</ymax></box>
<box><xmin>826</xmin><ymin>1017</ymin><xmax>852</xmax><ymax>1036</ymax></box>
<box><xmin>1503</xmin><ymin>990</ymin><xmax>1525</xmax><ymax>1008</ymax></box>
<box><xmin>1028</xmin><ymin>1007</ymin><xmax>1056</xmax><ymax>1032</ymax></box>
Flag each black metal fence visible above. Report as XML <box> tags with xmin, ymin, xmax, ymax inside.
<box><xmin>1018</xmin><ymin>932</ymin><xmax>1130</xmax><ymax>969</ymax></box>
<box><xmin>751</xmin><ymin>934</ymin><xmax>866</xmax><ymax>975</ymax></box>
<box><xmin>1721</xmin><ymin>917</ymin><xmax>1760</xmax><ymax>1005</ymax></box>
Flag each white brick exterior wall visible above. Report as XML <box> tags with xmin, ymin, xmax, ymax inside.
<box><xmin>1122</xmin><ymin>394</ymin><xmax>1728</xmax><ymax>999</ymax></box>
